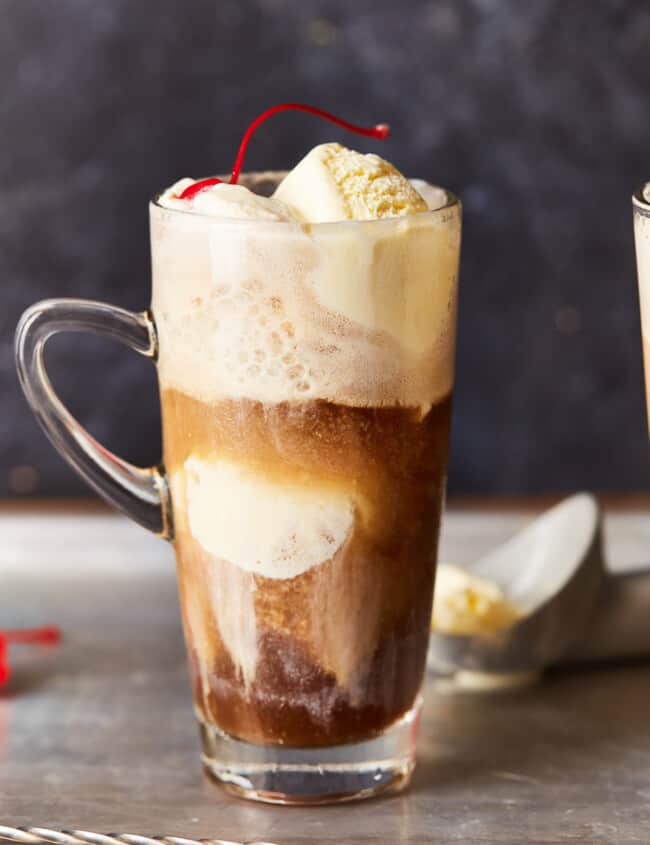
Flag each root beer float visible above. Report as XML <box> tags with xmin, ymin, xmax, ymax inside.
<box><xmin>152</xmin><ymin>105</ymin><xmax>461</xmax><ymax>750</ymax></box>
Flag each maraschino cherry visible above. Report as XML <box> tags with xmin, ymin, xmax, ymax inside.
<box><xmin>178</xmin><ymin>103</ymin><xmax>390</xmax><ymax>201</ymax></box>
<box><xmin>0</xmin><ymin>625</ymin><xmax>62</xmax><ymax>687</ymax></box>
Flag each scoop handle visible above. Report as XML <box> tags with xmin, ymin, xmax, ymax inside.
<box><xmin>563</xmin><ymin>568</ymin><xmax>650</xmax><ymax>663</ymax></box>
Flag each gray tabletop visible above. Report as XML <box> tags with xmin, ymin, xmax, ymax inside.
<box><xmin>1</xmin><ymin>502</ymin><xmax>649</xmax><ymax>844</ymax></box>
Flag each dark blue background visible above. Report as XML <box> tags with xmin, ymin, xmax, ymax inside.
<box><xmin>2</xmin><ymin>0</ymin><xmax>649</xmax><ymax>496</ymax></box>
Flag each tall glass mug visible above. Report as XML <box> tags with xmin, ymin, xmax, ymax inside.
<box><xmin>634</xmin><ymin>183</ymin><xmax>650</xmax><ymax>421</ymax></box>
<box><xmin>16</xmin><ymin>173</ymin><xmax>461</xmax><ymax>804</ymax></box>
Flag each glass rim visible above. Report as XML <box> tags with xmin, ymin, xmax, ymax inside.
<box><xmin>150</xmin><ymin>170</ymin><xmax>460</xmax><ymax>230</ymax></box>
<box><xmin>633</xmin><ymin>182</ymin><xmax>650</xmax><ymax>213</ymax></box>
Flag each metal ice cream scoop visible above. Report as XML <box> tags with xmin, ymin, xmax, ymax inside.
<box><xmin>428</xmin><ymin>494</ymin><xmax>650</xmax><ymax>687</ymax></box>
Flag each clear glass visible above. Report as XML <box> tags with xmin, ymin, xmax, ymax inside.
<box><xmin>15</xmin><ymin>173</ymin><xmax>461</xmax><ymax>804</ymax></box>
<box><xmin>634</xmin><ymin>183</ymin><xmax>650</xmax><ymax>429</ymax></box>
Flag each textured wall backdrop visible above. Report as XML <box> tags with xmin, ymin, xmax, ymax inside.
<box><xmin>2</xmin><ymin>0</ymin><xmax>650</xmax><ymax>496</ymax></box>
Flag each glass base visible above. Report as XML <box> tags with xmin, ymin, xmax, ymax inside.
<box><xmin>198</xmin><ymin>698</ymin><xmax>421</xmax><ymax>805</ymax></box>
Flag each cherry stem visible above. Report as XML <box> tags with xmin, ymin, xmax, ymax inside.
<box><xmin>179</xmin><ymin>103</ymin><xmax>390</xmax><ymax>200</ymax></box>
<box><xmin>4</xmin><ymin>626</ymin><xmax>61</xmax><ymax>645</ymax></box>
<box><xmin>229</xmin><ymin>103</ymin><xmax>389</xmax><ymax>185</ymax></box>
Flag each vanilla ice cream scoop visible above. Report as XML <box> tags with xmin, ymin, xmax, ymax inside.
<box><xmin>273</xmin><ymin>142</ymin><xmax>428</xmax><ymax>222</ymax></box>
<box><xmin>180</xmin><ymin>456</ymin><xmax>354</xmax><ymax>580</ymax></box>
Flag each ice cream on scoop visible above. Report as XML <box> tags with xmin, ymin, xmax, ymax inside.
<box><xmin>431</xmin><ymin>564</ymin><xmax>521</xmax><ymax>636</ymax></box>
<box><xmin>273</xmin><ymin>142</ymin><xmax>428</xmax><ymax>223</ymax></box>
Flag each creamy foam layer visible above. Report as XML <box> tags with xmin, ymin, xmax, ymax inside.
<box><xmin>151</xmin><ymin>176</ymin><xmax>460</xmax><ymax>412</ymax></box>
<box><xmin>160</xmin><ymin>179</ymin><xmax>297</xmax><ymax>220</ymax></box>
<box><xmin>182</xmin><ymin>455</ymin><xmax>354</xmax><ymax>579</ymax></box>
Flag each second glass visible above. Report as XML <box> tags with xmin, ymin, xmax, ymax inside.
<box><xmin>16</xmin><ymin>173</ymin><xmax>461</xmax><ymax>804</ymax></box>
<box><xmin>634</xmin><ymin>183</ymin><xmax>650</xmax><ymax>424</ymax></box>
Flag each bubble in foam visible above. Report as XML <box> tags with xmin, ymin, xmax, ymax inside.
<box><xmin>287</xmin><ymin>364</ymin><xmax>305</xmax><ymax>380</ymax></box>
<box><xmin>243</xmin><ymin>279</ymin><xmax>263</xmax><ymax>294</ymax></box>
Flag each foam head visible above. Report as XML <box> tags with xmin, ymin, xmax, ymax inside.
<box><xmin>151</xmin><ymin>173</ymin><xmax>460</xmax><ymax>415</ymax></box>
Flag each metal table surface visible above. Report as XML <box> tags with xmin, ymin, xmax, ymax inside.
<box><xmin>1</xmin><ymin>501</ymin><xmax>649</xmax><ymax>844</ymax></box>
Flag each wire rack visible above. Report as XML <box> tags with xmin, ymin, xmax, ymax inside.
<box><xmin>0</xmin><ymin>827</ymin><xmax>279</xmax><ymax>845</ymax></box>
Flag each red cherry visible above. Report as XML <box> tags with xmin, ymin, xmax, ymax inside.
<box><xmin>4</xmin><ymin>626</ymin><xmax>62</xmax><ymax>645</ymax></box>
<box><xmin>178</xmin><ymin>177</ymin><xmax>223</xmax><ymax>201</ymax></box>
<box><xmin>0</xmin><ymin>627</ymin><xmax>61</xmax><ymax>688</ymax></box>
<box><xmin>178</xmin><ymin>102</ymin><xmax>390</xmax><ymax>201</ymax></box>
<box><xmin>0</xmin><ymin>636</ymin><xmax>9</xmax><ymax>687</ymax></box>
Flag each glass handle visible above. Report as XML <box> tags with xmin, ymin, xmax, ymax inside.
<box><xmin>15</xmin><ymin>298</ymin><xmax>173</xmax><ymax>539</ymax></box>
